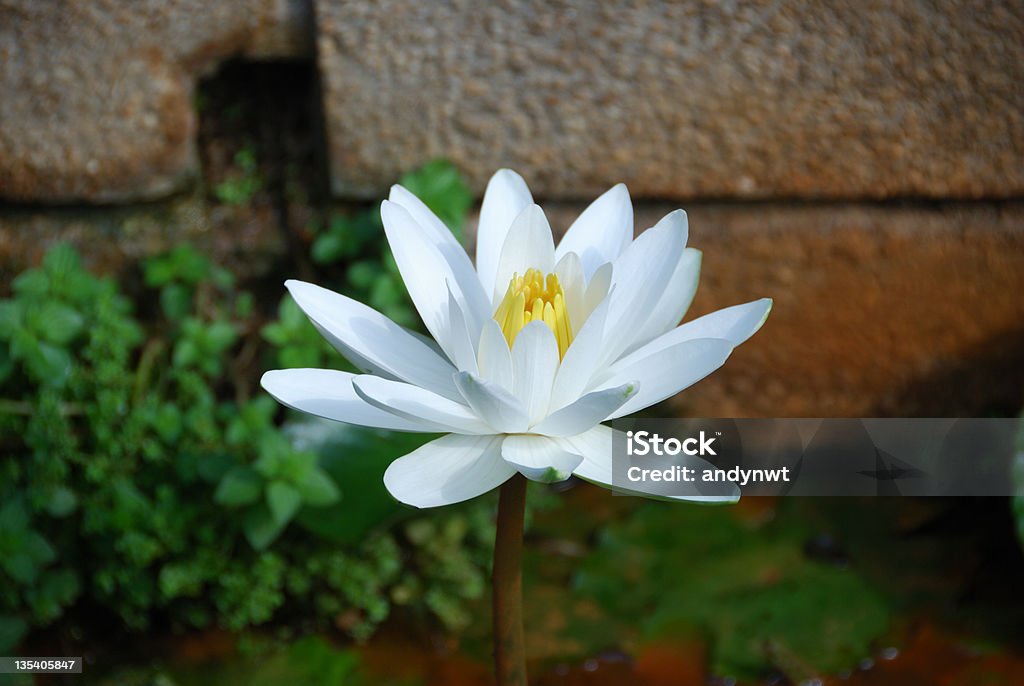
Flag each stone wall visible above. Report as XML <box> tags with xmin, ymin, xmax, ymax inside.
<box><xmin>1</xmin><ymin>0</ymin><xmax>1022</xmax><ymax>417</ymax></box>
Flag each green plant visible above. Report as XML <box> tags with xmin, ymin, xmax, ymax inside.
<box><xmin>0</xmin><ymin>161</ymin><xmax>497</xmax><ymax>653</ymax></box>
<box><xmin>214</xmin><ymin>147</ymin><xmax>263</xmax><ymax>206</ymax></box>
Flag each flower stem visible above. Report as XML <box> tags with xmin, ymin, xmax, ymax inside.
<box><xmin>493</xmin><ymin>473</ymin><xmax>528</xmax><ymax>686</ymax></box>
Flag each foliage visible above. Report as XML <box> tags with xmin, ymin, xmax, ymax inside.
<box><xmin>572</xmin><ymin>502</ymin><xmax>890</xmax><ymax>681</ymax></box>
<box><xmin>213</xmin><ymin>147</ymin><xmax>263</xmax><ymax>206</ymax></box>
<box><xmin>0</xmin><ymin>162</ymin><xmax>493</xmax><ymax>652</ymax></box>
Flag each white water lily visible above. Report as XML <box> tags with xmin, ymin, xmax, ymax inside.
<box><xmin>261</xmin><ymin>170</ymin><xmax>771</xmax><ymax>508</ymax></box>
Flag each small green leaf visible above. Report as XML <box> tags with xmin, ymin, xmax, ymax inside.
<box><xmin>35</xmin><ymin>302</ymin><xmax>84</xmax><ymax>345</ymax></box>
<box><xmin>173</xmin><ymin>339</ymin><xmax>199</xmax><ymax>368</ymax></box>
<box><xmin>296</xmin><ymin>468</ymin><xmax>341</xmax><ymax>507</ymax></box>
<box><xmin>160</xmin><ymin>283</ymin><xmax>193</xmax><ymax>320</ymax></box>
<box><xmin>0</xmin><ymin>300</ymin><xmax>23</xmax><ymax>338</ymax></box>
<box><xmin>24</xmin><ymin>532</ymin><xmax>55</xmax><ymax>565</ymax></box>
<box><xmin>206</xmin><ymin>321</ymin><xmax>238</xmax><ymax>352</ymax></box>
<box><xmin>42</xmin><ymin>243</ymin><xmax>81</xmax><ymax>275</ymax></box>
<box><xmin>3</xmin><ymin>551</ymin><xmax>38</xmax><ymax>584</ymax></box>
<box><xmin>12</xmin><ymin>269</ymin><xmax>49</xmax><ymax>297</ymax></box>
<box><xmin>153</xmin><ymin>403</ymin><xmax>183</xmax><ymax>443</ymax></box>
<box><xmin>0</xmin><ymin>500</ymin><xmax>29</xmax><ymax>531</ymax></box>
<box><xmin>12</xmin><ymin>334</ymin><xmax>72</xmax><ymax>387</ymax></box>
<box><xmin>214</xmin><ymin>467</ymin><xmax>263</xmax><ymax>507</ymax></box>
<box><xmin>46</xmin><ymin>486</ymin><xmax>78</xmax><ymax>517</ymax></box>
<box><xmin>311</xmin><ymin>232</ymin><xmax>347</xmax><ymax>264</ymax></box>
<box><xmin>0</xmin><ymin>615</ymin><xmax>28</xmax><ymax>653</ymax></box>
<box><xmin>266</xmin><ymin>480</ymin><xmax>302</xmax><ymax>525</ymax></box>
<box><xmin>398</xmin><ymin>159</ymin><xmax>472</xmax><ymax>235</ymax></box>
<box><xmin>242</xmin><ymin>505</ymin><xmax>287</xmax><ymax>550</ymax></box>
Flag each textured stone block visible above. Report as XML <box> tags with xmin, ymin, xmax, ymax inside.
<box><xmin>317</xmin><ymin>1</ymin><xmax>1023</xmax><ymax>200</ymax></box>
<box><xmin>0</xmin><ymin>0</ymin><xmax>311</xmax><ymax>203</ymax></box>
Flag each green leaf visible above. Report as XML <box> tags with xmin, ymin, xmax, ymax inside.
<box><xmin>46</xmin><ymin>486</ymin><xmax>78</xmax><ymax>517</ymax></box>
<box><xmin>197</xmin><ymin>452</ymin><xmax>234</xmax><ymax>484</ymax></box>
<box><xmin>266</xmin><ymin>480</ymin><xmax>302</xmax><ymax>525</ymax></box>
<box><xmin>398</xmin><ymin>159</ymin><xmax>473</xmax><ymax>236</ymax></box>
<box><xmin>235</xmin><ymin>291</ymin><xmax>254</xmax><ymax>318</ymax></box>
<box><xmin>347</xmin><ymin>261</ymin><xmax>378</xmax><ymax>290</ymax></box>
<box><xmin>35</xmin><ymin>302</ymin><xmax>84</xmax><ymax>345</ymax></box>
<box><xmin>3</xmin><ymin>551</ymin><xmax>39</xmax><ymax>584</ymax></box>
<box><xmin>242</xmin><ymin>505</ymin><xmax>287</xmax><ymax>550</ymax></box>
<box><xmin>295</xmin><ymin>468</ymin><xmax>341</xmax><ymax>507</ymax></box>
<box><xmin>0</xmin><ymin>500</ymin><xmax>29</xmax><ymax>531</ymax></box>
<box><xmin>0</xmin><ymin>615</ymin><xmax>27</xmax><ymax>653</ymax></box>
<box><xmin>160</xmin><ymin>283</ymin><xmax>193</xmax><ymax>320</ymax></box>
<box><xmin>173</xmin><ymin>339</ymin><xmax>199</xmax><ymax>368</ymax></box>
<box><xmin>42</xmin><ymin>243</ymin><xmax>81</xmax><ymax>276</ymax></box>
<box><xmin>0</xmin><ymin>300</ymin><xmax>23</xmax><ymax>338</ymax></box>
<box><xmin>12</xmin><ymin>269</ymin><xmax>49</xmax><ymax>297</ymax></box>
<box><xmin>144</xmin><ymin>245</ymin><xmax>211</xmax><ymax>287</ymax></box>
<box><xmin>206</xmin><ymin>321</ymin><xmax>238</xmax><ymax>352</ymax></box>
<box><xmin>153</xmin><ymin>403</ymin><xmax>183</xmax><ymax>443</ymax></box>
<box><xmin>11</xmin><ymin>332</ymin><xmax>71</xmax><ymax>387</ymax></box>
<box><xmin>311</xmin><ymin>232</ymin><xmax>347</xmax><ymax>264</ymax></box>
<box><xmin>290</xmin><ymin>421</ymin><xmax>436</xmax><ymax>544</ymax></box>
<box><xmin>214</xmin><ymin>467</ymin><xmax>263</xmax><ymax>507</ymax></box>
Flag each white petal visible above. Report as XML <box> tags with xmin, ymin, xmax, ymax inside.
<box><xmin>548</xmin><ymin>294</ymin><xmax>611</xmax><ymax>410</ymax></box>
<box><xmin>388</xmin><ymin>184</ymin><xmax>491</xmax><ymax>335</ymax></box>
<box><xmin>454</xmin><ymin>371</ymin><xmax>529</xmax><ymax>433</ymax></box>
<box><xmin>532</xmin><ymin>382</ymin><xmax>638</xmax><ymax>437</ymax></box>
<box><xmin>352</xmin><ymin>375</ymin><xmax>492</xmax><ymax>435</ymax></box>
<box><xmin>380</xmin><ymin>201</ymin><xmax>469</xmax><ymax>363</ymax></box>
<box><xmin>625</xmin><ymin>246</ymin><xmax>702</xmax><ymax>354</ymax></box>
<box><xmin>555</xmin><ymin>184</ymin><xmax>633</xmax><ymax>280</ymax></box>
<box><xmin>597</xmin><ymin>215</ymin><xmax>686</xmax><ymax>366</ymax></box>
<box><xmin>476</xmin><ymin>319</ymin><xmax>514</xmax><ymax>392</ymax></box>
<box><xmin>595</xmin><ymin>337</ymin><xmax>734</xmax><ymax>419</ymax></box>
<box><xmin>476</xmin><ymin>169</ymin><xmax>533</xmax><ymax>296</ymax></box>
<box><xmin>445</xmin><ymin>284</ymin><xmax>479</xmax><ymax>373</ymax></box>
<box><xmin>626</xmin><ymin>298</ymin><xmax>773</xmax><ymax>358</ymax></box>
<box><xmin>285</xmin><ymin>280</ymin><xmax>460</xmax><ymax>400</ymax></box>
<box><xmin>501</xmin><ymin>434</ymin><xmax>582</xmax><ymax>483</ymax></box>
<box><xmin>384</xmin><ymin>434</ymin><xmax>514</xmax><ymax>508</ymax></box>
<box><xmin>558</xmin><ymin>425</ymin><xmax>739</xmax><ymax>503</ymax></box>
<box><xmin>582</xmin><ymin>262</ymin><xmax>613</xmax><ymax>326</ymax></box>
<box><xmin>492</xmin><ymin>204</ymin><xmax>556</xmax><ymax>305</ymax></box>
<box><xmin>261</xmin><ymin>369</ymin><xmax>428</xmax><ymax>432</ymax></box>
<box><xmin>554</xmin><ymin>251</ymin><xmax>586</xmax><ymax>335</ymax></box>
<box><xmin>510</xmin><ymin>322</ymin><xmax>559</xmax><ymax>425</ymax></box>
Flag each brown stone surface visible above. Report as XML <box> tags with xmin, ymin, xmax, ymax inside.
<box><xmin>4</xmin><ymin>196</ymin><xmax>1022</xmax><ymax>418</ymax></box>
<box><xmin>0</xmin><ymin>0</ymin><xmax>312</xmax><ymax>203</ymax></box>
<box><xmin>0</xmin><ymin>192</ymin><xmax>285</xmax><ymax>283</ymax></box>
<box><xmin>518</xmin><ymin>202</ymin><xmax>1024</xmax><ymax>418</ymax></box>
<box><xmin>317</xmin><ymin>1</ymin><xmax>1023</xmax><ymax>201</ymax></box>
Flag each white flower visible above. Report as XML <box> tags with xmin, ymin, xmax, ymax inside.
<box><xmin>262</xmin><ymin>170</ymin><xmax>771</xmax><ymax>508</ymax></box>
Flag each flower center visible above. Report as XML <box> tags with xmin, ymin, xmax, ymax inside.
<box><xmin>493</xmin><ymin>268</ymin><xmax>573</xmax><ymax>358</ymax></box>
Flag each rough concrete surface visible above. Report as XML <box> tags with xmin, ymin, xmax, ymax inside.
<box><xmin>0</xmin><ymin>0</ymin><xmax>311</xmax><ymax>203</ymax></box>
<box><xmin>317</xmin><ymin>0</ymin><xmax>1023</xmax><ymax>200</ymax></box>
<box><xmin>516</xmin><ymin>201</ymin><xmax>1024</xmax><ymax>417</ymax></box>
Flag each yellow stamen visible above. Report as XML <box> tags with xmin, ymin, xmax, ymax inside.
<box><xmin>493</xmin><ymin>268</ymin><xmax>573</xmax><ymax>358</ymax></box>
